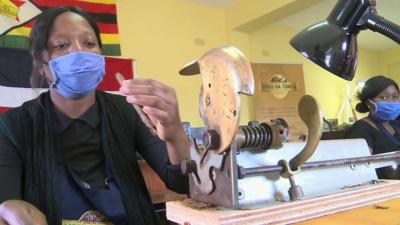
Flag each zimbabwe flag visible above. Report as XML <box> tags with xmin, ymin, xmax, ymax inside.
<box><xmin>0</xmin><ymin>0</ymin><xmax>121</xmax><ymax>56</ymax></box>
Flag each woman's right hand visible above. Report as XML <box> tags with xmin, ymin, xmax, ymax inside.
<box><xmin>0</xmin><ymin>200</ymin><xmax>47</xmax><ymax>225</ymax></box>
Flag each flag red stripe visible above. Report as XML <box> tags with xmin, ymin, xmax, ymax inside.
<box><xmin>24</xmin><ymin>21</ymin><xmax>35</xmax><ymax>28</ymax></box>
<box><xmin>97</xmin><ymin>21</ymin><xmax>119</xmax><ymax>34</ymax></box>
<box><xmin>0</xmin><ymin>107</ymin><xmax>10</xmax><ymax>113</ymax></box>
<box><xmin>98</xmin><ymin>57</ymin><xmax>134</xmax><ymax>91</ymax></box>
<box><xmin>32</xmin><ymin>0</ymin><xmax>116</xmax><ymax>15</ymax></box>
<box><xmin>24</xmin><ymin>20</ymin><xmax>118</xmax><ymax>34</ymax></box>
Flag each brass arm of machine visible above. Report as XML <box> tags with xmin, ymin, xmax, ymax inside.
<box><xmin>283</xmin><ymin>95</ymin><xmax>323</xmax><ymax>177</ymax></box>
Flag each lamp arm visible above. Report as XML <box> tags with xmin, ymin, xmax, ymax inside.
<box><xmin>364</xmin><ymin>13</ymin><xmax>400</xmax><ymax>44</ymax></box>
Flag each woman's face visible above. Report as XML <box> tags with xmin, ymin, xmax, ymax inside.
<box><xmin>367</xmin><ymin>84</ymin><xmax>400</xmax><ymax>113</ymax></box>
<box><xmin>41</xmin><ymin>12</ymin><xmax>101</xmax><ymax>81</ymax></box>
<box><xmin>371</xmin><ymin>84</ymin><xmax>400</xmax><ymax>103</ymax></box>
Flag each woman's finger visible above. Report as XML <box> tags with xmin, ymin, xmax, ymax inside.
<box><xmin>0</xmin><ymin>218</ymin><xmax>9</xmax><ymax>225</ymax></box>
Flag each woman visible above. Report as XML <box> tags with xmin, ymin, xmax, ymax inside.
<box><xmin>345</xmin><ymin>75</ymin><xmax>400</xmax><ymax>179</ymax></box>
<box><xmin>0</xmin><ymin>6</ymin><xmax>190</xmax><ymax>225</ymax></box>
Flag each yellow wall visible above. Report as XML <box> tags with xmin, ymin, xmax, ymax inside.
<box><xmin>378</xmin><ymin>48</ymin><xmax>400</xmax><ymax>84</ymax></box>
<box><xmin>225</xmin><ymin>0</ymin><xmax>296</xmax><ymax>30</ymax></box>
<box><xmin>116</xmin><ymin>0</ymin><xmax>383</xmax><ymax>126</ymax></box>
<box><xmin>116</xmin><ymin>0</ymin><xmax>227</xmax><ymax>126</ymax></box>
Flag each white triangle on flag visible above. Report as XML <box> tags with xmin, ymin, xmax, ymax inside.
<box><xmin>0</xmin><ymin>85</ymin><xmax>47</xmax><ymax>108</ymax></box>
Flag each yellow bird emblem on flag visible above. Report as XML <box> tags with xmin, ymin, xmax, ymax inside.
<box><xmin>0</xmin><ymin>0</ymin><xmax>24</xmax><ymax>20</ymax></box>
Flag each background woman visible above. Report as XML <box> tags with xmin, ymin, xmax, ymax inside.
<box><xmin>345</xmin><ymin>75</ymin><xmax>400</xmax><ymax>179</ymax></box>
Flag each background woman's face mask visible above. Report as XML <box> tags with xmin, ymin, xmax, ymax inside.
<box><xmin>369</xmin><ymin>100</ymin><xmax>400</xmax><ymax>121</ymax></box>
<box><xmin>49</xmin><ymin>51</ymin><xmax>105</xmax><ymax>100</ymax></box>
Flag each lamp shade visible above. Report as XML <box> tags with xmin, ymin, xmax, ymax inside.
<box><xmin>290</xmin><ymin>21</ymin><xmax>358</xmax><ymax>81</ymax></box>
<box><xmin>289</xmin><ymin>0</ymin><xmax>376</xmax><ymax>81</ymax></box>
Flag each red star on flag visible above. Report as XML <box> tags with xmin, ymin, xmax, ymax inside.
<box><xmin>10</xmin><ymin>0</ymin><xmax>26</xmax><ymax>21</ymax></box>
<box><xmin>9</xmin><ymin>0</ymin><xmax>25</xmax><ymax>7</ymax></box>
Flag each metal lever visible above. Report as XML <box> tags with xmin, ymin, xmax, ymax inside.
<box><xmin>283</xmin><ymin>95</ymin><xmax>323</xmax><ymax>177</ymax></box>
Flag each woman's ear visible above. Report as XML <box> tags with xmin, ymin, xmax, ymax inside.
<box><xmin>37</xmin><ymin>61</ymin><xmax>53</xmax><ymax>84</ymax></box>
<box><xmin>366</xmin><ymin>99</ymin><xmax>376</xmax><ymax>113</ymax></box>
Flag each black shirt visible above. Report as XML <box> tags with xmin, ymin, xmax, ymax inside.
<box><xmin>0</xmin><ymin>103</ymin><xmax>107</xmax><ymax>201</ymax></box>
<box><xmin>54</xmin><ymin>102</ymin><xmax>106</xmax><ymax>188</ymax></box>
<box><xmin>345</xmin><ymin>118</ymin><xmax>400</xmax><ymax>179</ymax></box>
<box><xmin>345</xmin><ymin>119</ymin><xmax>400</xmax><ymax>154</ymax></box>
<box><xmin>0</xmin><ymin>91</ymin><xmax>188</xmax><ymax>225</ymax></box>
<box><xmin>0</xmin><ymin>98</ymin><xmax>187</xmax><ymax>202</ymax></box>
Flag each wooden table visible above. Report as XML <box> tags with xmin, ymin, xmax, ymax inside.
<box><xmin>166</xmin><ymin>180</ymin><xmax>400</xmax><ymax>225</ymax></box>
<box><xmin>295</xmin><ymin>197</ymin><xmax>400</xmax><ymax>225</ymax></box>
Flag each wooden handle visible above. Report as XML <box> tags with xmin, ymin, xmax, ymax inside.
<box><xmin>288</xmin><ymin>95</ymin><xmax>323</xmax><ymax>173</ymax></box>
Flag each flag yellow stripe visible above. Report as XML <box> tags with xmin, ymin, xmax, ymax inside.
<box><xmin>100</xmin><ymin>33</ymin><xmax>120</xmax><ymax>45</ymax></box>
<box><xmin>7</xmin><ymin>27</ymin><xmax>120</xmax><ymax>45</ymax></box>
<box><xmin>7</xmin><ymin>27</ymin><xmax>31</xmax><ymax>37</ymax></box>
<box><xmin>77</xmin><ymin>0</ymin><xmax>116</xmax><ymax>4</ymax></box>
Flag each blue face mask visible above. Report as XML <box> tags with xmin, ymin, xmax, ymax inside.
<box><xmin>49</xmin><ymin>51</ymin><xmax>105</xmax><ymax>100</ymax></box>
<box><xmin>370</xmin><ymin>101</ymin><xmax>400</xmax><ymax>121</ymax></box>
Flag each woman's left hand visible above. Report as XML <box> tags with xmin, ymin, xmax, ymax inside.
<box><xmin>119</xmin><ymin>78</ymin><xmax>184</xmax><ymax>142</ymax></box>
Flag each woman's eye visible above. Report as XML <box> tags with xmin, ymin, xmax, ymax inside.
<box><xmin>84</xmin><ymin>41</ymin><xmax>96</xmax><ymax>47</ymax></box>
<box><xmin>53</xmin><ymin>43</ymin><xmax>68</xmax><ymax>49</ymax></box>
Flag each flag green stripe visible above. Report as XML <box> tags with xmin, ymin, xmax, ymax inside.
<box><xmin>0</xmin><ymin>35</ymin><xmax>29</xmax><ymax>49</ymax></box>
<box><xmin>0</xmin><ymin>35</ymin><xmax>121</xmax><ymax>56</ymax></box>
<box><xmin>101</xmin><ymin>44</ymin><xmax>121</xmax><ymax>56</ymax></box>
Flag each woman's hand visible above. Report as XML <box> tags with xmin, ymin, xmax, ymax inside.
<box><xmin>119</xmin><ymin>78</ymin><xmax>184</xmax><ymax>142</ymax></box>
<box><xmin>0</xmin><ymin>200</ymin><xmax>47</xmax><ymax>225</ymax></box>
<box><xmin>119</xmin><ymin>77</ymin><xmax>190</xmax><ymax>164</ymax></box>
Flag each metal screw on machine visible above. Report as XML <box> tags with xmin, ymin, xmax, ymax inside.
<box><xmin>288</xmin><ymin>175</ymin><xmax>304</xmax><ymax>201</ymax></box>
<box><xmin>279</xmin><ymin>159</ymin><xmax>304</xmax><ymax>201</ymax></box>
<box><xmin>202</xmin><ymin>129</ymin><xmax>220</xmax><ymax>151</ymax></box>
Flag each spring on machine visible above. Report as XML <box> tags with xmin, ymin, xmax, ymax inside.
<box><xmin>238</xmin><ymin>123</ymin><xmax>276</xmax><ymax>150</ymax></box>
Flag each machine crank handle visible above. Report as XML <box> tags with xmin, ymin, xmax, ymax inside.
<box><xmin>285</xmin><ymin>95</ymin><xmax>323</xmax><ymax>177</ymax></box>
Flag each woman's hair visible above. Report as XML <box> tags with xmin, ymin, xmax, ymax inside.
<box><xmin>355</xmin><ymin>75</ymin><xmax>399</xmax><ymax>113</ymax></box>
<box><xmin>29</xmin><ymin>6</ymin><xmax>102</xmax><ymax>88</ymax></box>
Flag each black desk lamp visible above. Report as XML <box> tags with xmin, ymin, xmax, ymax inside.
<box><xmin>290</xmin><ymin>0</ymin><xmax>400</xmax><ymax>81</ymax></box>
